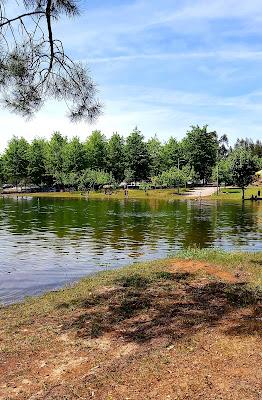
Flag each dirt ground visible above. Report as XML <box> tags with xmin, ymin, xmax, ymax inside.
<box><xmin>182</xmin><ymin>186</ymin><xmax>218</xmax><ymax>198</ymax></box>
<box><xmin>0</xmin><ymin>259</ymin><xmax>261</xmax><ymax>400</ymax></box>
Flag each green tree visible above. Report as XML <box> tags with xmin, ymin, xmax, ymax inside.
<box><xmin>55</xmin><ymin>172</ymin><xmax>80</xmax><ymax>190</ymax></box>
<box><xmin>218</xmin><ymin>134</ymin><xmax>229</xmax><ymax>158</ymax></box>
<box><xmin>211</xmin><ymin>158</ymin><xmax>233</xmax><ymax>186</ymax></box>
<box><xmin>147</xmin><ymin>135</ymin><xmax>163</xmax><ymax>176</ymax></box>
<box><xmin>85</xmin><ymin>130</ymin><xmax>107</xmax><ymax>170</ymax></box>
<box><xmin>183</xmin><ymin>125</ymin><xmax>218</xmax><ymax>183</ymax></box>
<box><xmin>160</xmin><ymin>168</ymin><xmax>178</xmax><ymax>188</ymax></box>
<box><xmin>0</xmin><ymin>157</ymin><xmax>4</xmax><ymax>185</ymax></box>
<box><xmin>230</xmin><ymin>148</ymin><xmax>258</xmax><ymax>200</ymax></box>
<box><xmin>3</xmin><ymin>136</ymin><xmax>29</xmax><ymax>186</ymax></box>
<box><xmin>107</xmin><ymin>133</ymin><xmax>125</xmax><ymax>181</ymax></box>
<box><xmin>46</xmin><ymin>132</ymin><xmax>67</xmax><ymax>185</ymax></box>
<box><xmin>161</xmin><ymin>137</ymin><xmax>180</xmax><ymax>170</ymax></box>
<box><xmin>157</xmin><ymin>167</ymin><xmax>188</xmax><ymax>189</ymax></box>
<box><xmin>63</xmin><ymin>136</ymin><xmax>86</xmax><ymax>173</ymax></box>
<box><xmin>78</xmin><ymin>169</ymin><xmax>113</xmax><ymax>191</ymax></box>
<box><xmin>254</xmin><ymin>140</ymin><xmax>262</xmax><ymax>158</ymax></box>
<box><xmin>28</xmin><ymin>138</ymin><xmax>48</xmax><ymax>185</ymax></box>
<box><xmin>94</xmin><ymin>170</ymin><xmax>114</xmax><ymax>186</ymax></box>
<box><xmin>124</xmin><ymin>168</ymin><xmax>135</xmax><ymax>184</ymax></box>
<box><xmin>125</xmin><ymin>128</ymin><xmax>149</xmax><ymax>181</ymax></box>
<box><xmin>235</xmin><ymin>138</ymin><xmax>262</xmax><ymax>158</ymax></box>
<box><xmin>180</xmin><ymin>164</ymin><xmax>196</xmax><ymax>187</ymax></box>
<box><xmin>79</xmin><ymin>169</ymin><xmax>96</xmax><ymax>192</ymax></box>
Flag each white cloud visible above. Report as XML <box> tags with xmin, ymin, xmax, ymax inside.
<box><xmin>85</xmin><ymin>49</ymin><xmax>262</xmax><ymax>64</ymax></box>
<box><xmin>2</xmin><ymin>0</ymin><xmax>262</xmax><ymax>150</ymax></box>
<box><xmin>1</xmin><ymin>85</ymin><xmax>262</xmax><ymax>151</ymax></box>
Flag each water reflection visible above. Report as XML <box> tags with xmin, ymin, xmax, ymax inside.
<box><xmin>0</xmin><ymin>196</ymin><xmax>261</xmax><ymax>304</ymax></box>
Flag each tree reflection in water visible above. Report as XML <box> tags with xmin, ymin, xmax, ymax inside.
<box><xmin>0</xmin><ymin>196</ymin><xmax>261</xmax><ymax>303</ymax></box>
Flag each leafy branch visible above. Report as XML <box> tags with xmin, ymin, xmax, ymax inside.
<box><xmin>0</xmin><ymin>0</ymin><xmax>102</xmax><ymax>121</ymax></box>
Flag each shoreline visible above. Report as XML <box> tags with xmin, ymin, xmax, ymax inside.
<box><xmin>1</xmin><ymin>249</ymin><xmax>262</xmax><ymax>399</ymax></box>
<box><xmin>2</xmin><ymin>249</ymin><xmax>262</xmax><ymax>309</ymax></box>
<box><xmin>2</xmin><ymin>185</ymin><xmax>262</xmax><ymax>201</ymax></box>
<box><xmin>1</xmin><ymin>248</ymin><xmax>262</xmax><ymax>309</ymax></box>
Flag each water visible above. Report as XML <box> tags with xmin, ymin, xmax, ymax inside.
<box><xmin>0</xmin><ymin>196</ymin><xmax>261</xmax><ymax>304</ymax></box>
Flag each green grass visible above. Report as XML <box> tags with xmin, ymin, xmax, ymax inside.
<box><xmin>8</xmin><ymin>185</ymin><xmax>262</xmax><ymax>201</ymax></box>
<box><xmin>177</xmin><ymin>247</ymin><xmax>262</xmax><ymax>285</ymax></box>
<box><xmin>212</xmin><ymin>185</ymin><xmax>262</xmax><ymax>200</ymax></box>
<box><xmin>9</xmin><ymin>187</ymin><xmax>189</xmax><ymax>201</ymax></box>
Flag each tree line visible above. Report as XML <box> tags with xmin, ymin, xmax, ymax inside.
<box><xmin>0</xmin><ymin>125</ymin><xmax>261</xmax><ymax>193</ymax></box>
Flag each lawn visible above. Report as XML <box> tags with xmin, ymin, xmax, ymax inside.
<box><xmin>10</xmin><ymin>188</ymin><xmax>186</xmax><ymax>201</ymax></box>
<box><xmin>6</xmin><ymin>185</ymin><xmax>262</xmax><ymax>202</ymax></box>
<box><xmin>212</xmin><ymin>185</ymin><xmax>262</xmax><ymax>201</ymax></box>
<box><xmin>1</xmin><ymin>249</ymin><xmax>262</xmax><ymax>399</ymax></box>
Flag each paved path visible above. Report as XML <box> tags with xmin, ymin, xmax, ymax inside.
<box><xmin>182</xmin><ymin>186</ymin><xmax>218</xmax><ymax>198</ymax></box>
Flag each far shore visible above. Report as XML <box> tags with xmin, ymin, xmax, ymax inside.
<box><xmin>2</xmin><ymin>185</ymin><xmax>262</xmax><ymax>201</ymax></box>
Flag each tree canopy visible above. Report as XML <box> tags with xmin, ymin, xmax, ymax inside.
<box><xmin>125</xmin><ymin>128</ymin><xmax>149</xmax><ymax>181</ymax></box>
<box><xmin>0</xmin><ymin>126</ymin><xmax>261</xmax><ymax>193</ymax></box>
<box><xmin>3</xmin><ymin>136</ymin><xmax>29</xmax><ymax>185</ymax></box>
<box><xmin>183</xmin><ymin>125</ymin><xmax>218</xmax><ymax>183</ymax></box>
<box><xmin>230</xmin><ymin>148</ymin><xmax>259</xmax><ymax>199</ymax></box>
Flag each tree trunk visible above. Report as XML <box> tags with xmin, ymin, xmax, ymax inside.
<box><xmin>242</xmin><ymin>187</ymin><xmax>245</xmax><ymax>200</ymax></box>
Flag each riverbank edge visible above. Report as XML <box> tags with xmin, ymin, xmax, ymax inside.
<box><xmin>1</xmin><ymin>249</ymin><xmax>262</xmax><ymax>314</ymax></box>
<box><xmin>2</xmin><ymin>185</ymin><xmax>262</xmax><ymax>201</ymax></box>
<box><xmin>1</xmin><ymin>249</ymin><xmax>262</xmax><ymax>399</ymax></box>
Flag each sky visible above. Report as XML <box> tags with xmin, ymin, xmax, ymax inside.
<box><xmin>1</xmin><ymin>0</ymin><xmax>262</xmax><ymax>150</ymax></box>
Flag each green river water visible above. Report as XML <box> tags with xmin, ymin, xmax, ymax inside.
<box><xmin>0</xmin><ymin>196</ymin><xmax>261</xmax><ymax>304</ymax></box>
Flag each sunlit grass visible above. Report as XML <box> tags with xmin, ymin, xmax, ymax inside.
<box><xmin>9</xmin><ymin>185</ymin><xmax>262</xmax><ymax>201</ymax></box>
<box><xmin>11</xmin><ymin>187</ymin><xmax>189</xmax><ymax>201</ymax></box>
<box><xmin>212</xmin><ymin>185</ymin><xmax>262</xmax><ymax>200</ymax></box>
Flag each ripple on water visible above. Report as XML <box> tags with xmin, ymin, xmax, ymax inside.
<box><xmin>0</xmin><ymin>197</ymin><xmax>261</xmax><ymax>304</ymax></box>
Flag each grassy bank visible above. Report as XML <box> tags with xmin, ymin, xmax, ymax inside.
<box><xmin>212</xmin><ymin>185</ymin><xmax>262</xmax><ymax>201</ymax></box>
<box><xmin>1</xmin><ymin>249</ymin><xmax>262</xmax><ymax>399</ymax></box>
<box><xmin>5</xmin><ymin>185</ymin><xmax>262</xmax><ymax>202</ymax></box>
<box><xmin>8</xmin><ymin>188</ymin><xmax>184</xmax><ymax>201</ymax></box>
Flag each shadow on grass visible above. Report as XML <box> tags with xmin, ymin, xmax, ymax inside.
<box><xmin>60</xmin><ymin>272</ymin><xmax>262</xmax><ymax>343</ymax></box>
<box><xmin>221</xmin><ymin>190</ymin><xmax>241</xmax><ymax>194</ymax></box>
<box><xmin>250</xmin><ymin>260</ymin><xmax>262</xmax><ymax>266</ymax></box>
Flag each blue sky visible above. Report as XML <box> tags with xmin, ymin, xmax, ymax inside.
<box><xmin>1</xmin><ymin>0</ymin><xmax>262</xmax><ymax>149</ymax></box>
